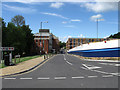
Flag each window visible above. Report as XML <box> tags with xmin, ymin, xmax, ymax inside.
<box><xmin>78</xmin><ymin>39</ymin><xmax>80</xmax><ymax>43</ymax></box>
<box><xmin>74</xmin><ymin>39</ymin><xmax>75</xmax><ymax>46</ymax></box>
<box><xmin>81</xmin><ymin>39</ymin><xmax>83</xmax><ymax>44</ymax></box>
<box><xmin>70</xmin><ymin>39</ymin><xmax>72</xmax><ymax>43</ymax></box>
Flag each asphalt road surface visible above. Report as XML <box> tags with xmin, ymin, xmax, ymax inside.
<box><xmin>2</xmin><ymin>54</ymin><xmax>120</xmax><ymax>88</ymax></box>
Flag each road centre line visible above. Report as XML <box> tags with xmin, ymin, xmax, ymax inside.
<box><xmin>4</xmin><ymin>78</ymin><xmax>16</xmax><ymax>80</ymax></box>
<box><xmin>72</xmin><ymin>76</ymin><xmax>84</xmax><ymax>79</ymax></box>
<box><xmin>88</xmin><ymin>76</ymin><xmax>98</xmax><ymax>78</ymax></box>
<box><xmin>37</xmin><ymin>77</ymin><xmax>50</xmax><ymax>80</ymax></box>
<box><xmin>54</xmin><ymin>77</ymin><xmax>66</xmax><ymax>79</ymax></box>
<box><xmin>20</xmin><ymin>78</ymin><xmax>32</xmax><ymax>80</ymax></box>
<box><xmin>102</xmin><ymin>75</ymin><xmax>113</xmax><ymax>77</ymax></box>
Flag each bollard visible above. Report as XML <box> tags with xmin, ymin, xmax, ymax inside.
<box><xmin>14</xmin><ymin>57</ymin><xmax>16</xmax><ymax>64</ymax></box>
<box><xmin>44</xmin><ymin>55</ymin><xmax>45</xmax><ymax>59</ymax></box>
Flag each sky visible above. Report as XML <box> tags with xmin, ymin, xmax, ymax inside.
<box><xmin>1</xmin><ymin>1</ymin><xmax>119</xmax><ymax>42</ymax></box>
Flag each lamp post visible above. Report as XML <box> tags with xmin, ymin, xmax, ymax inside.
<box><xmin>40</xmin><ymin>21</ymin><xmax>48</xmax><ymax>29</ymax></box>
<box><xmin>40</xmin><ymin>21</ymin><xmax>48</xmax><ymax>56</ymax></box>
<box><xmin>96</xmin><ymin>18</ymin><xmax>104</xmax><ymax>41</ymax></box>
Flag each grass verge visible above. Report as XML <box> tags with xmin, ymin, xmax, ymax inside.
<box><xmin>0</xmin><ymin>55</ymin><xmax>41</xmax><ymax>68</ymax></box>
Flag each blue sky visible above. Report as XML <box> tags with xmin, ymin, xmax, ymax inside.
<box><xmin>2</xmin><ymin>1</ymin><xmax>118</xmax><ymax>42</ymax></box>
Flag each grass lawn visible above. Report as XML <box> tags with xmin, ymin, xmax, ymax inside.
<box><xmin>0</xmin><ymin>55</ymin><xmax>41</xmax><ymax>68</ymax></box>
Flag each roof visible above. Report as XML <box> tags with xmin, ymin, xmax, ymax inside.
<box><xmin>39</xmin><ymin>29</ymin><xmax>49</xmax><ymax>33</ymax></box>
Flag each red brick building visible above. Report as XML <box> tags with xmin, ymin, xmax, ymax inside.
<box><xmin>34</xmin><ymin>29</ymin><xmax>59</xmax><ymax>54</ymax></box>
<box><xmin>66</xmin><ymin>38</ymin><xmax>105</xmax><ymax>50</ymax></box>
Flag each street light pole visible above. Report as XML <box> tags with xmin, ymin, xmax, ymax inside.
<box><xmin>97</xmin><ymin>18</ymin><xmax>98</xmax><ymax>41</ymax></box>
<box><xmin>96</xmin><ymin>18</ymin><xmax>104</xmax><ymax>41</ymax></box>
<box><xmin>40</xmin><ymin>22</ymin><xmax>42</xmax><ymax>29</ymax></box>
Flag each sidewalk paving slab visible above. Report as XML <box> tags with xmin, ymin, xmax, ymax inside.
<box><xmin>0</xmin><ymin>56</ymin><xmax>44</xmax><ymax>77</ymax></box>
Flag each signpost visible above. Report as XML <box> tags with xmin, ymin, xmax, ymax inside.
<box><xmin>1</xmin><ymin>47</ymin><xmax>14</xmax><ymax>66</ymax></box>
<box><xmin>1</xmin><ymin>47</ymin><xmax>14</xmax><ymax>51</ymax></box>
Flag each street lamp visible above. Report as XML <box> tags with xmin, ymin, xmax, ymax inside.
<box><xmin>40</xmin><ymin>21</ymin><xmax>48</xmax><ymax>56</ymax></box>
<box><xmin>96</xmin><ymin>18</ymin><xmax>104</xmax><ymax>41</ymax></box>
<box><xmin>40</xmin><ymin>21</ymin><xmax>48</xmax><ymax>29</ymax></box>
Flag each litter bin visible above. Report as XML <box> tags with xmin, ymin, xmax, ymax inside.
<box><xmin>4</xmin><ymin>54</ymin><xmax>10</xmax><ymax>66</ymax></box>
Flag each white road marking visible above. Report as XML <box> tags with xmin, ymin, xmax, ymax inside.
<box><xmin>20</xmin><ymin>78</ymin><xmax>32</xmax><ymax>80</ymax></box>
<box><xmin>83</xmin><ymin>59</ymin><xmax>120</xmax><ymax>62</ymax></box>
<box><xmin>102</xmin><ymin>75</ymin><xmax>113</xmax><ymax>77</ymax></box>
<box><xmin>100</xmin><ymin>63</ymin><xmax>120</xmax><ymax>67</ymax></box>
<box><xmin>81</xmin><ymin>67</ymin><xmax>88</xmax><ymax>70</ymax></box>
<box><xmin>88</xmin><ymin>76</ymin><xmax>98</xmax><ymax>78</ymax></box>
<box><xmin>54</xmin><ymin>77</ymin><xmax>66</xmax><ymax>80</ymax></box>
<box><xmin>66</xmin><ymin>61</ymin><xmax>73</xmax><ymax>65</ymax></box>
<box><xmin>114</xmin><ymin>64</ymin><xmax>120</xmax><ymax>66</ymax></box>
<box><xmin>37</xmin><ymin>77</ymin><xmax>50</xmax><ymax>80</ymax></box>
<box><xmin>110</xmin><ymin>73</ymin><xmax>120</xmax><ymax>76</ymax></box>
<box><xmin>82</xmin><ymin>64</ymin><xmax>101</xmax><ymax>70</ymax></box>
<box><xmin>72</xmin><ymin>76</ymin><xmax>84</xmax><ymax>79</ymax></box>
<box><xmin>4</xmin><ymin>78</ymin><xmax>16</xmax><ymax>80</ymax></box>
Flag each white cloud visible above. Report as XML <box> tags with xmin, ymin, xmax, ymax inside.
<box><xmin>70</xmin><ymin>19</ymin><xmax>81</xmax><ymax>22</ymax></box>
<box><xmin>59</xmin><ymin>35</ymin><xmax>72</xmax><ymax>42</ymax></box>
<box><xmin>3</xmin><ymin>4</ymin><xmax>37</xmax><ymax>13</ymax></box>
<box><xmin>59</xmin><ymin>34</ymin><xmax>86</xmax><ymax>42</ymax></box>
<box><xmin>81</xmin><ymin>2</ymin><xmax>118</xmax><ymax>13</ymax></box>
<box><xmin>90</xmin><ymin>14</ymin><xmax>104</xmax><ymax>22</ymax></box>
<box><xmin>41</xmin><ymin>12</ymin><xmax>69</xmax><ymax>19</ymax></box>
<box><xmin>50</xmin><ymin>2</ymin><xmax>64</xmax><ymax>8</ymax></box>
<box><xmin>2</xmin><ymin>0</ymin><xmax>120</xmax><ymax>2</ymax></box>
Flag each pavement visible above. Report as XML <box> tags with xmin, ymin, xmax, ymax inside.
<box><xmin>0</xmin><ymin>56</ymin><xmax>44</xmax><ymax>77</ymax></box>
<box><xmin>1</xmin><ymin>54</ymin><xmax>120</xmax><ymax>88</ymax></box>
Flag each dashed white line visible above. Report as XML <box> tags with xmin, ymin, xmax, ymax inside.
<box><xmin>37</xmin><ymin>77</ymin><xmax>50</xmax><ymax>80</ymax></box>
<box><xmin>54</xmin><ymin>77</ymin><xmax>66</xmax><ymax>80</ymax></box>
<box><xmin>72</xmin><ymin>76</ymin><xmax>84</xmax><ymax>79</ymax></box>
<box><xmin>88</xmin><ymin>76</ymin><xmax>98</xmax><ymax>78</ymax></box>
<box><xmin>20</xmin><ymin>78</ymin><xmax>32</xmax><ymax>80</ymax></box>
<box><xmin>102</xmin><ymin>75</ymin><xmax>113</xmax><ymax>78</ymax></box>
<box><xmin>4</xmin><ymin>78</ymin><xmax>16</xmax><ymax>80</ymax></box>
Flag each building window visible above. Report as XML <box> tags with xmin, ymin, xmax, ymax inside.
<box><xmin>89</xmin><ymin>39</ymin><xmax>91</xmax><ymax>42</ymax></box>
<box><xmin>70</xmin><ymin>39</ymin><xmax>72</xmax><ymax>43</ymax></box>
<box><xmin>36</xmin><ymin>40</ymin><xmax>38</xmax><ymax>42</ymax></box>
<box><xmin>78</xmin><ymin>39</ymin><xmax>80</xmax><ymax>43</ymax></box>
<box><xmin>74</xmin><ymin>39</ymin><xmax>75</xmax><ymax>46</ymax></box>
<box><xmin>81</xmin><ymin>39</ymin><xmax>83</xmax><ymax>44</ymax></box>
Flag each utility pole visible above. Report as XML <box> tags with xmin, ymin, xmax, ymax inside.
<box><xmin>96</xmin><ymin>18</ymin><xmax>104</xmax><ymax>41</ymax></box>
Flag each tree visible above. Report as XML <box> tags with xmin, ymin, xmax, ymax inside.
<box><xmin>11</xmin><ymin>15</ymin><xmax>25</xmax><ymax>27</ymax></box>
<box><xmin>2</xmin><ymin>16</ymin><xmax>34</xmax><ymax>56</ymax></box>
<box><xmin>59</xmin><ymin>41</ymin><xmax>66</xmax><ymax>49</ymax></box>
<box><xmin>108</xmin><ymin>32</ymin><xmax>120</xmax><ymax>39</ymax></box>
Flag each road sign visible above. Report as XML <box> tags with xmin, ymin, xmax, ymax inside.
<box><xmin>1</xmin><ymin>47</ymin><xmax>14</xmax><ymax>51</ymax></box>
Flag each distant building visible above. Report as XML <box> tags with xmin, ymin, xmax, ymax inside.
<box><xmin>34</xmin><ymin>29</ymin><xmax>60</xmax><ymax>54</ymax></box>
<box><xmin>66</xmin><ymin>38</ymin><xmax>105</xmax><ymax>50</ymax></box>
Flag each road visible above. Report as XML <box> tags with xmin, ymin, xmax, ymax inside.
<box><xmin>2</xmin><ymin>54</ymin><xmax>120</xmax><ymax>88</ymax></box>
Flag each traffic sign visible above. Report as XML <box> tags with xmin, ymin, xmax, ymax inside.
<box><xmin>1</xmin><ymin>47</ymin><xmax>14</xmax><ymax>51</ymax></box>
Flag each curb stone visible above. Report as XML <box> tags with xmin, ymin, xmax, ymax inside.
<box><xmin>0</xmin><ymin>57</ymin><xmax>51</xmax><ymax>78</ymax></box>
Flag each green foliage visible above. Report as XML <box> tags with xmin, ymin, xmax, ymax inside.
<box><xmin>59</xmin><ymin>41</ymin><xmax>66</xmax><ymax>49</ymax></box>
<box><xmin>11</xmin><ymin>15</ymin><xmax>25</xmax><ymax>27</ymax></box>
<box><xmin>2</xmin><ymin>16</ymin><xmax>34</xmax><ymax>56</ymax></box>
<box><xmin>109</xmin><ymin>32</ymin><xmax>120</xmax><ymax>39</ymax></box>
